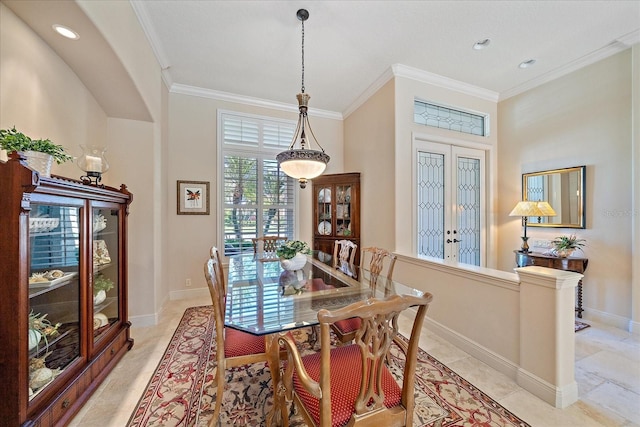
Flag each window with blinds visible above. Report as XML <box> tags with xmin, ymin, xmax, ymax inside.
<box><xmin>220</xmin><ymin>111</ymin><xmax>297</xmax><ymax>256</ymax></box>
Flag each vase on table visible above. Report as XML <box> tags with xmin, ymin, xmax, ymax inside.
<box><xmin>280</xmin><ymin>252</ymin><xmax>307</xmax><ymax>271</ymax></box>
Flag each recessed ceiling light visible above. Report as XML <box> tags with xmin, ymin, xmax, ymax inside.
<box><xmin>52</xmin><ymin>24</ymin><xmax>79</xmax><ymax>40</ymax></box>
<box><xmin>519</xmin><ymin>59</ymin><xmax>536</xmax><ymax>69</ymax></box>
<box><xmin>473</xmin><ymin>39</ymin><xmax>491</xmax><ymax>50</ymax></box>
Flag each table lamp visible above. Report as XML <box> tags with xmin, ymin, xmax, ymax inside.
<box><xmin>509</xmin><ymin>201</ymin><xmax>557</xmax><ymax>252</ymax></box>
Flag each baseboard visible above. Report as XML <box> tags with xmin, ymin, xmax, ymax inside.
<box><xmin>129</xmin><ymin>312</ymin><xmax>159</xmax><ymax>328</ymax></box>
<box><xmin>516</xmin><ymin>368</ymin><xmax>578</xmax><ymax>408</ymax></box>
<box><xmin>424</xmin><ymin>317</ymin><xmax>520</xmax><ymax>380</ymax></box>
<box><xmin>583</xmin><ymin>307</ymin><xmax>632</xmax><ymax>331</ymax></box>
<box><xmin>169</xmin><ymin>287</ymin><xmax>210</xmax><ymax>300</ymax></box>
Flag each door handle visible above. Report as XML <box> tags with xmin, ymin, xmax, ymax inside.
<box><xmin>446</xmin><ymin>239</ymin><xmax>452</xmax><ymax>243</ymax></box>
<box><xmin>453</xmin><ymin>238</ymin><xmax>462</xmax><ymax>243</ymax></box>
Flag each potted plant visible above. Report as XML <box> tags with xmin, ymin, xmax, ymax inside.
<box><xmin>276</xmin><ymin>240</ymin><xmax>311</xmax><ymax>271</ymax></box>
<box><xmin>552</xmin><ymin>234</ymin><xmax>586</xmax><ymax>257</ymax></box>
<box><xmin>93</xmin><ymin>274</ymin><xmax>114</xmax><ymax>305</ymax></box>
<box><xmin>29</xmin><ymin>310</ymin><xmax>60</xmax><ymax>351</ymax></box>
<box><xmin>0</xmin><ymin>126</ymin><xmax>72</xmax><ymax>176</ymax></box>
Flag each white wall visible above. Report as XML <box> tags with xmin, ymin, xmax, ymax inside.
<box><xmin>498</xmin><ymin>50</ymin><xmax>634</xmax><ymax>327</ymax></box>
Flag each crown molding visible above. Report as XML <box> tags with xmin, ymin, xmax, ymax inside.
<box><xmin>343</xmin><ymin>67</ymin><xmax>395</xmax><ymax>118</ymax></box>
<box><xmin>130</xmin><ymin>1</ymin><xmax>171</xmax><ymax>72</ymax></box>
<box><xmin>500</xmin><ymin>35</ymin><xmax>638</xmax><ymax>101</ymax></box>
<box><xmin>170</xmin><ymin>84</ymin><xmax>343</xmax><ymax>121</ymax></box>
<box><xmin>392</xmin><ymin>64</ymin><xmax>500</xmax><ymax>103</ymax></box>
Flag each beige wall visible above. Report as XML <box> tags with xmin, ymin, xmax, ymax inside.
<box><xmin>166</xmin><ymin>92</ymin><xmax>344</xmax><ymax>295</ymax></box>
<box><xmin>0</xmin><ymin>2</ymin><xmax>165</xmax><ymax>324</ymax></box>
<box><xmin>0</xmin><ymin>3</ymin><xmax>107</xmax><ymax>177</ymax></box>
<box><xmin>498</xmin><ymin>50</ymin><xmax>634</xmax><ymax>326</ymax></box>
<box><xmin>343</xmin><ymin>79</ymin><xmax>396</xmax><ymax>250</ymax></box>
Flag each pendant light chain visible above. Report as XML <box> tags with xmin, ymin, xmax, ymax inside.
<box><xmin>300</xmin><ymin>18</ymin><xmax>305</xmax><ymax>94</ymax></box>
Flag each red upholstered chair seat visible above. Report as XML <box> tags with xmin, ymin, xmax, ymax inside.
<box><xmin>333</xmin><ymin>317</ymin><xmax>361</xmax><ymax>335</ymax></box>
<box><xmin>224</xmin><ymin>328</ymin><xmax>266</xmax><ymax>357</ymax></box>
<box><xmin>292</xmin><ymin>344</ymin><xmax>402</xmax><ymax>427</ymax></box>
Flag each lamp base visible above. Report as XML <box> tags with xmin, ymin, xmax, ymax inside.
<box><xmin>520</xmin><ymin>236</ymin><xmax>530</xmax><ymax>253</ymax></box>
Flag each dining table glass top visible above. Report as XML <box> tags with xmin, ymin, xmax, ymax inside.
<box><xmin>225</xmin><ymin>251</ymin><xmax>423</xmax><ymax>336</ymax></box>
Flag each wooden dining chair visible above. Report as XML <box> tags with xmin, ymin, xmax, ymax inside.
<box><xmin>331</xmin><ymin>247</ymin><xmax>398</xmax><ymax>344</ymax></box>
<box><xmin>278</xmin><ymin>292</ymin><xmax>433</xmax><ymax>427</ymax></box>
<box><xmin>204</xmin><ymin>247</ymin><xmax>269</xmax><ymax>426</ymax></box>
<box><xmin>251</xmin><ymin>236</ymin><xmax>288</xmax><ymax>259</ymax></box>
<box><xmin>332</xmin><ymin>239</ymin><xmax>358</xmax><ymax>267</ymax></box>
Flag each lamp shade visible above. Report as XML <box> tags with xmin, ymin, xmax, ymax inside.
<box><xmin>276</xmin><ymin>149</ymin><xmax>329</xmax><ymax>186</ymax></box>
<box><xmin>509</xmin><ymin>201</ymin><xmax>556</xmax><ymax>217</ymax></box>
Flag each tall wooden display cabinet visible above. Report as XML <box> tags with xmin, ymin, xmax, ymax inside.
<box><xmin>0</xmin><ymin>154</ymin><xmax>133</xmax><ymax>426</ymax></box>
<box><xmin>312</xmin><ymin>173</ymin><xmax>360</xmax><ymax>263</ymax></box>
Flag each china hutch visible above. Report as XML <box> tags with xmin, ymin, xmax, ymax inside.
<box><xmin>0</xmin><ymin>153</ymin><xmax>133</xmax><ymax>426</ymax></box>
<box><xmin>312</xmin><ymin>173</ymin><xmax>360</xmax><ymax>263</ymax></box>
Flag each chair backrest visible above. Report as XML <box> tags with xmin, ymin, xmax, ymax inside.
<box><xmin>210</xmin><ymin>246</ymin><xmax>226</xmax><ymax>296</ymax></box>
<box><xmin>204</xmin><ymin>253</ymin><xmax>226</xmax><ymax>365</ymax></box>
<box><xmin>316</xmin><ymin>292</ymin><xmax>433</xmax><ymax>425</ymax></box>
<box><xmin>252</xmin><ymin>236</ymin><xmax>288</xmax><ymax>259</ymax></box>
<box><xmin>360</xmin><ymin>246</ymin><xmax>397</xmax><ymax>286</ymax></box>
<box><xmin>333</xmin><ymin>239</ymin><xmax>358</xmax><ymax>267</ymax></box>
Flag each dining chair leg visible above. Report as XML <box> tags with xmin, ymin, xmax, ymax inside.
<box><xmin>208</xmin><ymin>365</ymin><xmax>223</xmax><ymax>427</ymax></box>
<box><xmin>265</xmin><ymin>333</ymin><xmax>286</xmax><ymax>426</ymax></box>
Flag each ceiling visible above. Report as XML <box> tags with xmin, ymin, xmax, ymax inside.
<box><xmin>5</xmin><ymin>1</ymin><xmax>640</xmax><ymax>118</ymax></box>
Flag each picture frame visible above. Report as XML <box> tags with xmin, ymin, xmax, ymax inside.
<box><xmin>177</xmin><ymin>180</ymin><xmax>210</xmax><ymax>215</ymax></box>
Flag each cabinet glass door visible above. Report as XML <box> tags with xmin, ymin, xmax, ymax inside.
<box><xmin>316</xmin><ymin>186</ymin><xmax>332</xmax><ymax>236</ymax></box>
<box><xmin>28</xmin><ymin>204</ymin><xmax>81</xmax><ymax>400</ymax></box>
<box><xmin>92</xmin><ymin>206</ymin><xmax>120</xmax><ymax>344</ymax></box>
<box><xmin>335</xmin><ymin>184</ymin><xmax>353</xmax><ymax>237</ymax></box>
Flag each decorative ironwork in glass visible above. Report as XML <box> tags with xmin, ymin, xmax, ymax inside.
<box><xmin>414</xmin><ymin>100</ymin><xmax>486</xmax><ymax>136</ymax></box>
<box><xmin>456</xmin><ymin>157</ymin><xmax>481</xmax><ymax>266</ymax></box>
<box><xmin>417</xmin><ymin>152</ymin><xmax>445</xmax><ymax>258</ymax></box>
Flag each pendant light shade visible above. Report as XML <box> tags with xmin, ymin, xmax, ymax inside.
<box><xmin>277</xmin><ymin>9</ymin><xmax>330</xmax><ymax>189</ymax></box>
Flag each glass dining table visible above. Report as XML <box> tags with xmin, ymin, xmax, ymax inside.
<box><xmin>224</xmin><ymin>250</ymin><xmax>424</xmax><ymax>425</ymax></box>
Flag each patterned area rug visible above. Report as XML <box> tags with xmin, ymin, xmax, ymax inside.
<box><xmin>127</xmin><ymin>306</ymin><xmax>530</xmax><ymax>427</ymax></box>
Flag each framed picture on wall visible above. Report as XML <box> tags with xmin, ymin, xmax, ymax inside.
<box><xmin>177</xmin><ymin>180</ymin><xmax>210</xmax><ymax>215</ymax></box>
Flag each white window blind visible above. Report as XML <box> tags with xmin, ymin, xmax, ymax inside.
<box><xmin>220</xmin><ymin>112</ymin><xmax>296</xmax><ymax>256</ymax></box>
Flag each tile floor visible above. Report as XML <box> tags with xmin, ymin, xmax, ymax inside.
<box><xmin>69</xmin><ymin>297</ymin><xmax>640</xmax><ymax>427</ymax></box>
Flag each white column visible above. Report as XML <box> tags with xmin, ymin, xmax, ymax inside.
<box><xmin>516</xmin><ymin>266</ymin><xmax>582</xmax><ymax>408</ymax></box>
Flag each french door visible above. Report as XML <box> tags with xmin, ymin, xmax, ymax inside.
<box><xmin>415</xmin><ymin>140</ymin><xmax>486</xmax><ymax>266</ymax></box>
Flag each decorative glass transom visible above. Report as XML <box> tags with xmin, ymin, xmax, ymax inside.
<box><xmin>414</xmin><ymin>100</ymin><xmax>486</xmax><ymax>137</ymax></box>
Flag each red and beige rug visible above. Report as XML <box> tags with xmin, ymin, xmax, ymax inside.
<box><xmin>127</xmin><ymin>306</ymin><xmax>530</xmax><ymax>427</ymax></box>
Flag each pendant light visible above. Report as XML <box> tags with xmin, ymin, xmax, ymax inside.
<box><xmin>276</xmin><ymin>8</ymin><xmax>330</xmax><ymax>189</ymax></box>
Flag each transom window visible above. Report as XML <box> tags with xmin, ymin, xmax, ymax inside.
<box><xmin>414</xmin><ymin>100</ymin><xmax>487</xmax><ymax>137</ymax></box>
<box><xmin>219</xmin><ymin>111</ymin><xmax>296</xmax><ymax>256</ymax></box>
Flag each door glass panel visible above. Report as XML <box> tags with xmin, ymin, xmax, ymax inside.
<box><xmin>93</xmin><ymin>207</ymin><xmax>119</xmax><ymax>343</ymax></box>
<box><xmin>28</xmin><ymin>204</ymin><xmax>81</xmax><ymax>400</ymax></box>
<box><xmin>316</xmin><ymin>186</ymin><xmax>332</xmax><ymax>236</ymax></box>
<box><xmin>335</xmin><ymin>185</ymin><xmax>352</xmax><ymax>237</ymax></box>
<box><xmin>417</xmin><ymin>151</ymin><xmax>446</xmax><ymax>258</ymax></box>
<box><xmin>457</xmin><ymin>156</ymin><xmax>481</xmax><ymax>265</ymax></box>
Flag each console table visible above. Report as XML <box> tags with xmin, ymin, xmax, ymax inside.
<box><xmin>514</xmin><ymin>251</ymin><xmax>588</xmax><ymax>318</ymax></box>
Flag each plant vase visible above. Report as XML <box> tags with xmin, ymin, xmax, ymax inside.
<box><xmin>280</xmin><ymin>252</ymin><xmax>307</xmax><ymax>271</ymax></box>
<box><xmin>555</xmin><ymin>248</ymin><xmax>575</xmax><ymax>258</ymax></box>
<box><xmin>23</xmin><ymin>150</ymin><xmax>53</xmax><ymax>177</ymax></box>
<box><xmin>28</xmin><ymin>329</ymin><xmax>42</xmax><ymax>351</ymax></box>
<box><xmin>94</xmin><ymin>289</ymin><xmax>107</xmax><ymax>305</ymax></box>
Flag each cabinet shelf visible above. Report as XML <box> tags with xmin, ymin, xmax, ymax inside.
<box><xmin>28</xmin><ymin>272</ymin><xmax>78</xmax><ymax>298</ymax></box>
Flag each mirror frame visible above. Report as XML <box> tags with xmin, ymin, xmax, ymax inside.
<box><xmin>522</xmin><ymin>165</ymin><xmax>586</xmax><ymax>229</ymax></box>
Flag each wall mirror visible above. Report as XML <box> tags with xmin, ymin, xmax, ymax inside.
<box><xmin>522</xmin><ymin>165</ymin><xmax>586</xmax><ymax>228</ymax></box>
